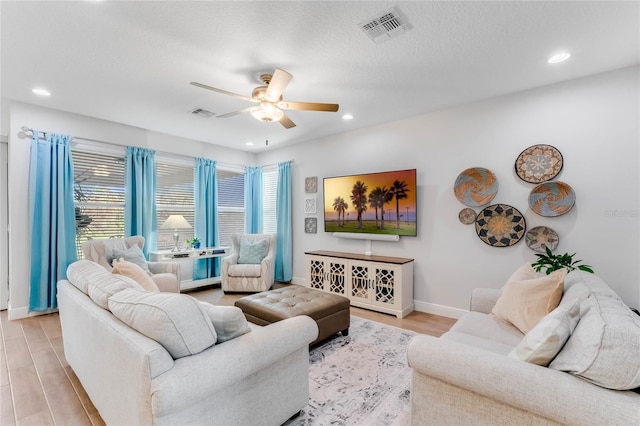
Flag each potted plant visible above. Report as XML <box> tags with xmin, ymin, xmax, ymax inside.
<box><xmin>186</xmin><ymin>237</ymin><xmax>201</xmax><ymax>249</ymax></box>
<box><xmin>531</xmin><ymin>246</ymin><xmax>594</xmax><ymax>275</ymax></box>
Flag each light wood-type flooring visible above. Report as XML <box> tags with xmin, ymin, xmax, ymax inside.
<box><xmin>1</xmin><ymin>284</ymin><xmax>457</xmax><ymax>425</ymax></box>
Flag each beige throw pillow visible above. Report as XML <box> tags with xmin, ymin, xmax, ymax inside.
<box><xmin>508</xmin><ymin>298</ymin><xmax>580</xmax><ymax>366</ymax></box>
<box><xmin>113</xmin><ymin>258</ymin><xmax>160</xmax><ymax>292</ymax></box>
<box><xmin>506</xmin><ymin>262</ymin><xmax>537</xmax><ymax>285</ymax></box>
<box><xmin>492</xmin><ymin>268</ymin><xmax>567</xmax><ymax>334</ymax></box>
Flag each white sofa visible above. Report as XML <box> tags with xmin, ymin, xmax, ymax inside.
<box><xmin>407</xmin><ymin>270</ymin><xmax>640</xmax><ymax>425</ymax></box>
<box><xmin>58</xmin><ymin>260</ymin><xmax>318</xmax><ymax>425</ymax></box>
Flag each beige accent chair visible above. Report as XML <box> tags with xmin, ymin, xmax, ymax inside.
<box><xmin>82</xmin><ymin>236</ymin><xmax>180</xmax><ymax>293</ymax></box>
<box><xmin>221</xmin><ymin>233</ymin><xmax>276</xmax><ymax>293</ymax></box>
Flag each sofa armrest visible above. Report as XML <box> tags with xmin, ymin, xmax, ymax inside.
<box><xmin>260</xmin><ymin>253</ymin><xmax>276</xmax><ymax>282</ymax></box>
<box><xmin>221</xmin><ymin>253</ymin><xmax>239</xmax><ymax>275</ymax></box>
<box><xmin>470</xmin><ymin>288</ymin><xmax>502</xmax><ymax>313</ymax></box>
<box><xmin>407</xmin><ymin>335</ymin><xmax>640</xmax><ymax>425</ymax></box>
<box><xmin>151</xmin><ymin>315</ymin><xmax>319</xmax><ymax>411</ymax></box>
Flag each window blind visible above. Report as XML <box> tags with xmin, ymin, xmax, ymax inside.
<box><xmin>156</xmin><ymin>161</ymin><xmax>195</xmax><ymax>250</ymax></box>
<box><xmin>262</xmin><ymin>168</ymin><xmax>278</xmax><ymax>234</ymax></box>
<box><xmin>218</xmin><ymin>169</ymin><xmax>245</xmax><ymax>247</ymax></box>
<box><xmin>72</xmin><ymin>149</ymin><xmax>126</xmax><ymax>258</ymax></box>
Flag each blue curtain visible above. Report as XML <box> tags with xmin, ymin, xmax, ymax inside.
<box><xmin>275</xmin><ymin>161</ymin><xmax>292</xmax><ymax>282</ymax></box>
<box><xmin>125</xmin><ymin>146</ymin><xmax>157</xmax><ymax>257</ymax></box>
<box><xmin>29</xmin><ymin>132</ymin><xmax>77</xmax><ymax>311</ymax></box>
<box><xmin>245</xmin><ymin>166</ymin><xmax>263</xmax><ymax>234</ymax></box>
<box><xmin>194</xmin><ymin>158</ymin><xmax>219</xmax><ymax>279</ymax></box>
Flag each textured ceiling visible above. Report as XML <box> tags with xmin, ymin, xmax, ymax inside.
<box><xmin>2</xmin><ymin>1</ymin><xmax>638</xmax><ymax>152</ymax></box>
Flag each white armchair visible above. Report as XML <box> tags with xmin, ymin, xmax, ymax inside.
<box><xmin>81</xmin><ymin>236</ymin><xmax>180</xmax><ymax>293</ymax></box>
<box><xmin>221</xmin><ymin>233</ymin><xmax>276</xmax><ymax>293</ymax></box>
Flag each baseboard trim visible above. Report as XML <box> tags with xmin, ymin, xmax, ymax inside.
<box><xmin>413</xmin><ymin>300</ymin><xmax>467</xmax><ymax>319</ymax></box>
<box><xmin>8</xmin><ymin>305</ymin><xmax>58</xmax><ymax>320</ymax></box>
<box><xmin>290</xmin><ymin>276</ymin><xmax>467</xmax><ymax>320</ymax></box>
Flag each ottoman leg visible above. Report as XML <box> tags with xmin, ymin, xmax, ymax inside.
<box><xmin>341</xmin><ymin>328</ymin><xmax>349</xmax><ymax>336</ymax></box>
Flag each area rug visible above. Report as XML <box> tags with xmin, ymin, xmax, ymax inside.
<box><xmin>285</xmin><ymin>316</ymin><xmax>416</xmax><ymax>426</ymax></box>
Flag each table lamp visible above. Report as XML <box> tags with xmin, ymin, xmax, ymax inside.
<box><xmin>160</xmin><ymin>215</ymin><xmax>192</xmax><ymax>252</ymax></box>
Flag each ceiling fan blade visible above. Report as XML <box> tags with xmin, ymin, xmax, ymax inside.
<box><xmin>279</xmin><ymin>113</ymin><xmax>296</xmax><ymax>129</ymax></box>
<box><xmin>277</xmin><ymin>101</ymin><xmax>339</xmax><ymax>112</ymax></box>
<box><xmin>190</xmin><ymin>82</ymin><xmax>255</xmax><ymax>102</ymax></box>
<box><xmin>216</xmin><ymin>107</ymin><xmax>252</xmax><ymax>118</ymax></box>
<box><xmin>265</xmin><ymin>68</ymin><xmax>292</xmax><ymax>102</ymax></box>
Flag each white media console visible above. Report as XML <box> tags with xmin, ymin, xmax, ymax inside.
<box><xmin>305</xmin><ymin>250</ymin><xmax>414</xmax><ymax>318</ymax></box>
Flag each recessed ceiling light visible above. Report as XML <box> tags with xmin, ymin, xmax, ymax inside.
<box><xmin>32</xmin><ymin>88</ymin><xmax>51</xmax><ymax>96</ymax></box>
<box><xmin>342</xmin><ymin>114</ymin><xmax>354</xmax><ymax>120</ymax></box>
<box><xmin>548</xmin><ymin>52</ymin><xmax>571</xmax><ymax>64</ymax></box>
<box><xmin>245</xmin><ymin>142</ymin><xmax>254</xmax><ymax>146</ymax></box>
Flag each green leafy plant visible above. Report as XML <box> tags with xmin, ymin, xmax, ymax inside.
<box><xmin>185</xmin><ymin>237</ymin><xmax>201</xmax><ymax>248</ymax></box>
<box><xmin>531</xmin><ymin>246</ymin><xmax>594</xmax><ymax>275</ymax></box>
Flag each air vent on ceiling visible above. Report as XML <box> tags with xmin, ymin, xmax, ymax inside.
<box><xmin>359</xmin><ymin>6</ymin><xmax>413</xmax><ymax>44</ymax></box>
<box><xmin>189</xmin><ymin>108</ymin><xmax>215</xmax><ymax>118</ymax></box>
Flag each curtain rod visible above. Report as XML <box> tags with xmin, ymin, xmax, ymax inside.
<box><xmin>22</xmin><ymin>126</ymin><xmax>111</xmax><ymax>146</ymax></box>
<box><xmin>21</xmin><ymin>125</ymin><xmax>253</xmax><ymax>170</ymax></box>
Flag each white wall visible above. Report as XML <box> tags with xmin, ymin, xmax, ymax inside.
<box><xmin>5</xmin><ymin>66</ymin><xmax>639</xmax><ymax>319</ymax></box>
<box><xmin>6</xmin><ymin>102</ymin><xmax>255</xmax><ymax>319</ymax></box>
<box><xmin>257</xmin><ymin>66</ymin><xmax>640</xmax><ymax>317</ymax></box>
<box><xmin>0</xmin><ymin>141</ymin><xmax>7</xmax><ymax>310</ymax></box>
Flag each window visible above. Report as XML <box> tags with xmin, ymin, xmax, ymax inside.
<box><xmin>262</xmin><ymin>167</ymin><xmax>278</xmax><ymax>234</ymax></box>
<box><xmin>217</xmin><ymin>168</ymin><xmax>245</xmax><ymax>247</ymax></box>
<box><xmin>72</xmin><ymin>148</ymin><xmax>126</xmax><ymax>258</ymax></box>
<box><xmin>156</xmin><ymin>159</ymin><xmax>195</xmax><ymax>251</ymax></box>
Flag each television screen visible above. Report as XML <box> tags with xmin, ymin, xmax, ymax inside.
<box><xmin>323</xmin><ymin>169</ymin><xmax>417</xmax><ymax>237</ymax></box>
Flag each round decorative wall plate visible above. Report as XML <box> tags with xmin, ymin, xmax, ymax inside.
<box><xmin>454</xmin><ymin>167</ymin><xmax>498</xmax><ymax>207</ymax></box>
<box><xmin>515</xmin><ymin>144</ymin><xmax>563</xmax><ymax>183</ymax></box>
<box><xmin>458</xmin><ymin>208</ymin><xmax>476</xmax><ymax>225</ymax></box>
<box><xmin>525</xmin><ymin>226</ymin><xmax>559</xmax><ymax>253</ymax></box>
<box><xmin>529</xmin><ymin>181</ymin><xmax>575</xmax><ymax>217</ymax></box>
<box><xmin>475</xmin><ymin>204</ymin><xmax>526</xmax><ymax>247</ymax></box>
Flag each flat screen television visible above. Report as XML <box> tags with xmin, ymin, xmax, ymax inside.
<box><xmin>323</xmin><ymin>168</ymin><xmax>417</xmax><ymax>237</ymax></box>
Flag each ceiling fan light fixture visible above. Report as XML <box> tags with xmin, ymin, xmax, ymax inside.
<box><xmin>250</xmin><ymin>103</ymin><xmax>284</xmax><ymax>122</ymax></box>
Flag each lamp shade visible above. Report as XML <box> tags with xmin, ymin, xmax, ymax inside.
<box><xmin>161</xmin><ymin>215</ymin><xmax>192</xmax><ymax>230</ymax></box>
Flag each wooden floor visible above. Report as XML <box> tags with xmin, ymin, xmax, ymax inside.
<box><xmin>1</xmin><ymin>285</ymin><xmax>457</xmax><ymax>426</ymax></box>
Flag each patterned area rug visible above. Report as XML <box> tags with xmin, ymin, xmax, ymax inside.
<box><xmin>285</xmin><ymin>316</ymin><xmax>416</xmax><ymax>426</ymax></box>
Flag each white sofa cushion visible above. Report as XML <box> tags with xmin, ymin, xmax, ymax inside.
<box><xmin>549</xmin><ymin>294</ymin><xmax>640</xmax><ymax>390</ymax></box>
<box><xmin>508</xmin><ymin>299</ymin><xmax>580</xmax><ymax>366</ymax></box>
<box><xmin>108</xmin><ymin>289</ymin><xmax>217</xmax><ymax>359</ymax></box>
<box><xmin>227</xmin><ymin>263</ymin><xmax>262</xmax><ymax>278</ymax></box>
<box><xmin>449</xmin><ymin>311</ymin><xmax>524</xmax><ymax>347</ymax></box>
<box><xmin>198</xmin><ymin>302</ymin><xmax>252</xmax><ymax>343</ymax></box>
<box><xmin>67</xmin><ymin>259</ymin><xmax>109</xmax><ymax>295</ymax></box>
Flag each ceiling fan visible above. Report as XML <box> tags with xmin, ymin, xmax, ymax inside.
<box><xmin>190</xmin><ymin>68</ymin><xmax>339</xmax><ymax>129</ymax></box>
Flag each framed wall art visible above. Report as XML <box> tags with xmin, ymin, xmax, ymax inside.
<box><xmin>305</xmin><ymin>176</ymin><xmax>318</xmax><ymax>193</ymax></box>
<box><xmin>305</xmin><ymin>217</ymin><xmax>318</xmax><ymax>234</ymax></box>
<box><xmin>304</xmin><ymin>197</ymin><xmax>317</xmax><ymax>214</ymax></box>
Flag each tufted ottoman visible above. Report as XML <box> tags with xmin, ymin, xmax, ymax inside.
<box><xmin>235</xmin><ymin>285</ymin><xmax>350</xmax><ymax>345</ymax></box>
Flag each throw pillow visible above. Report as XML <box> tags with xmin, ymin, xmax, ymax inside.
<box><xmin>198</xmin><ymin>301</ymin><xmax>252</xmax><ymax>343</ymax></box>
<box><xmin>112</xmin><ymin>244</ymin><xmax>150</xmax><ymax>272</ymax></box>
<box><xmin>491</xmin><ymin>268</ymin><xmax>567</xmax><ymax>334</ymax></box>
<box><xmin>238</xmin><ymin>238</ymin><xmax>269</xmax><ymax>264</ymax></box>
<box><xmin>505</xmin><ymin>262</ymin><xmax>537</xmax><ymax>286</ymax></box>
<box><xmin>112</xmin><ymin>258</ymin><xmax>160</xmax><ymax>292</ymax></box>
<box><xmin>108</xmin><ymin>289</ymin><xmax>217</xmax><ymax>359</ymax></box>
<box><xmin>549</xmin><ymin>294</ymin><xmax>640</xmax><ymax>390</ymax></box>
<box><xmin>508</xmin><ymin>298</ymin><xmax>580</xmax><ymax>366</ymax></box>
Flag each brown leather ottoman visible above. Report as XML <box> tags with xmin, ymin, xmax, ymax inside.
<box><xmin>234</xmin><ymin>285</ymin><xmax>350</xmax><ymax>345</ymax></box>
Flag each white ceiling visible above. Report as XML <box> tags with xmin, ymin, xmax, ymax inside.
<box><xmin>2</xmin><ymin>1</ymin><xmax>638</xmax><ymax>152</ymax></box>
